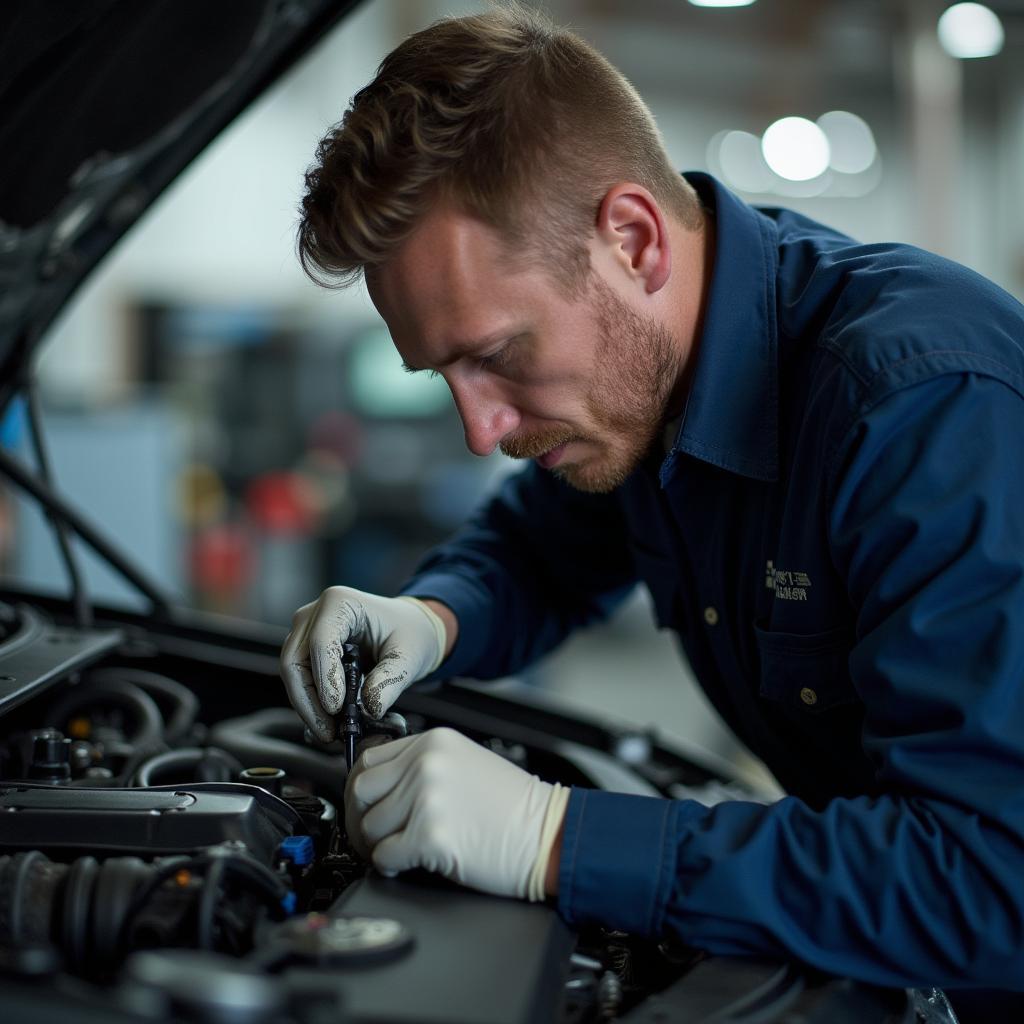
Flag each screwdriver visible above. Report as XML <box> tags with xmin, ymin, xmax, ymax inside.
<box><xmin>340</xmin><ymin>641</ymin><xmax>363</xmax><ymax>770</ymax></box>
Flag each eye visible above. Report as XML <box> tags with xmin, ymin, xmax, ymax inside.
<box><xmin>401</xmin><ymin>364</ymin><xmax>441</xmax><ymax>379</ymax></box>
<box><xmin>478</xmin><ymin>339</ymin><xmax>517</xmax><ymax>372</ymax></box>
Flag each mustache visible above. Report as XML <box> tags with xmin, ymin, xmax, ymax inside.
<box><xmin>499</xmin><ymin>427</ymin><xmax>580</xmax><ymax>460</ymax></box>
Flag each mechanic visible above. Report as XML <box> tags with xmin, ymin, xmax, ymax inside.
<box><xmin>280</xmin><ymin>5</ymin><xmax>1024</xmax><ymax>1013</ymax></box>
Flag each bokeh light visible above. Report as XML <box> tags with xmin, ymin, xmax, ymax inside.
<box><xmin>715</xmin><ymin>130</ymin><xmax>775</xmax><ymax>193</ymax></box>
<box><xmin>761</xmin><ymin>117</ymin><xmax>831</xmax><ymax>182</ymax></box>
<box><xmin>817</xmin><ymin>111</ymin><xmax>877</xmax><ymax>175</ymax></box>
<box><xmin>688</xmin><ymin>0</ymin><xmax>757</xmax><ymax>7</ymax></box>
<box><xmin>937</xmin><ymin>3</ymin><xmax>1004</xmax><ymax>59</ymax></box>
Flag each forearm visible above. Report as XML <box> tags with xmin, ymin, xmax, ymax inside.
<box><xmin>401</xmin><ymin>464</ymin><xmax>636</xmax><ymax>681</ymax></box>
<box><xmin>558</xmin><ymin>787</ymin><xmax>1024</xmax><ymax>990</ymax></box>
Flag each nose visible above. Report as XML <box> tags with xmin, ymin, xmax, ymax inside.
<box><xmin>447</xmin><ymin>375</ymin><xmax>520</xmax><ymax>456</ymax></box>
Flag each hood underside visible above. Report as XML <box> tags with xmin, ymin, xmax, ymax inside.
<box><xmin>0</xmin><ymin>0</ymin><xmax>358</xmax><ymax>405</ymax></box>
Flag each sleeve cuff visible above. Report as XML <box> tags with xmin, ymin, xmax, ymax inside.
<box><xmin>557</xmin><ymin>787</ymin><xmax>699</xmax><ymax>937</ymax></box>
<box><xmin>400</xmin><ymin>571</ymin><xmax>494</xmax><ymax>681</ymax></box>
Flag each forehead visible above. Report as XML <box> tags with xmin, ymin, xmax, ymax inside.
<box><xmin>367</xmin><ymin>205</ymin><xmax>545</xmax><ymax>351</ymax></box>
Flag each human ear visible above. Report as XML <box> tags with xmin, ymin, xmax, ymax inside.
<box><xmin>594</xmin><ymin>184</ymin><xmax>671</xmax><ymax>294</ymax></box>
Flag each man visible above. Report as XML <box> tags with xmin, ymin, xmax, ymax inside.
<box><xmin>279</xmin><ymin>4</ymin><xmax>1024</xmax><ymax>1012</ymax></box>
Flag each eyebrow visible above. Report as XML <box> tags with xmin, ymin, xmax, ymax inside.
<box><xmin>401</xmin><ymin>330</ymin><xmax>516</xmax><ymax>374</ymax></box>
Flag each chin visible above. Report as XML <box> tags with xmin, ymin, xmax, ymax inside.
<box><xmin>554</xmin><ymin>448</ymin><xmax>638</xmax><ymax>494</ymax></box>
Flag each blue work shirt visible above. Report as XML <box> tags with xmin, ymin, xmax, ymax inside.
<box><xmin>401</xmin><ymin>172</ymin><xmax>1024</xmax><ymax>1007</ymax></box>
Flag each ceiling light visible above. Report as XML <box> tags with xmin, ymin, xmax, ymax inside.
<box><xmin>937</xmin><ymin>3</ymin><xmax>1004</xmax><ymax>59</ymax></box>
<box><xmin>816</xmin><ymin>111</ymin><xmax>877</xmax><ymax>175</ymax></box>
<box><xmin>687</xmin><ymin>0</ymin><xmax>757</xmax><ymax>7</ymax></box>
<box><xmin>761</xmin><ymin>117</ymin><xmax>830</xmax><ymax>182</ymax></box>
<box><xmin>714</xmin><ymin>130</ymin><xmax>774</xmax><ymax>193</ymax></box>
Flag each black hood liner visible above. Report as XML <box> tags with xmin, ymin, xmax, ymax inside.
<box><xmin>0</xmin><ymin>1</ymin><xmax>263</xmax><ymax>228</ymax></box>
<box><xmin>0</xmin><ymin>0</ymin><xmax>358</xmax><ymax>406</ymax></box>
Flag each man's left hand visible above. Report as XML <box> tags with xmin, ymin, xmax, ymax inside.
<box><xmin>344</xmin><ymin>727</ymin><xmax>568</xmax><ymax>900</ymax></box>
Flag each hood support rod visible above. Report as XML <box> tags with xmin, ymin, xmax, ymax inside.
<box><xmin>23</xmin><ymin>379</ymin><xmax>92</xmax><ymax>629</ymax></box>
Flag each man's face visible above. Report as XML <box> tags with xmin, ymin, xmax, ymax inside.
<box><xmin>366</xmin><ymin>204</ymin><xmax>685</xmax><ymax>493</ymax></box>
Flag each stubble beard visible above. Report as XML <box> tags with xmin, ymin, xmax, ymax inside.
<box><xmin>500</xmin><ymin>277</ymin><xmax>683</xmax><ymax>494</ymax></box>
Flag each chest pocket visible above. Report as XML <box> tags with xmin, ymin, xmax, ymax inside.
<box><xmin>754</xmin><ymin>623</ymin><xmax>859</xmax><ymax>715</ymax></box>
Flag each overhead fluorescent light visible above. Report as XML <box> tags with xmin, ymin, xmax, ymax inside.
<box><xmin>761</xmin><ymin>117</ymin><xmax>831</xmax><ymax>182</ymax></box>
<box><xmin>937</xmin><ymin>3</ymin><xmax>1004</xmax><ymax>59</ymax></box>
<box><xmin>816</xmin><ymin>111</ymin><xmax>877</xmax><ymax>175</ymax></box>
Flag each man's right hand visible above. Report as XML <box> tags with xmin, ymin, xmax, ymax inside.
<box><xmin>280</xmin><ymin>587</ymin><xmax>452</xmax><ymax>742</ymax></box>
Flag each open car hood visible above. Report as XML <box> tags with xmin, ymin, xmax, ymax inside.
<box><xmin>0</xmin><ymin>0</ymin><xmax>358</xmax><ymax>406</ymax></box>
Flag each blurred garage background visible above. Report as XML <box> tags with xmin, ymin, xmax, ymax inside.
<box><xmin>3</xmin><ymin>0</ymin><xmax>1022</xmax><ymax>785</ymax></box>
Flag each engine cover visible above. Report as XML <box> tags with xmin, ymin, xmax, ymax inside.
<box><xmin>0</xmin><ymin>783</ymin><xmax>298</xmax><ymax>862</ymax></box>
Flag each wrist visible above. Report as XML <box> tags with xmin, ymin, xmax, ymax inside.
<box><xmin>418</xmin><ymin>598</ymin><xmax>459</xmax><ymax>658</ymax></box>
<box><xmin>527</xmin><ymin>783</ymin><xmax>569</xmax><ymax>902</ymax></box>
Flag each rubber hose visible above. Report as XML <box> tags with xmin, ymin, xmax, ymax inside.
<box><xmin>62</xmin><ymin>855</ymin><xmax>99</xmax><ymax>971</ymax></box>
<box><xmin>92</xmin><ymin>857</ymin><xmax>150</xmax><ymax>970</ymax></box>
<box><xmin>0</xmin><ymin>851</ymin><xmax>64</xmax><ymax>946</ymax></box>
<box><xmin>208</xmin><ymin>708</ymin><xmax>347</xmax><ymax>806</ymax></box>
<box><xmin>87</xmin><ymin>668</ymin><xmax>199</xmax><ymax>744</ymax></box>
<box><xmin>197</xmin><ymin>857</ymin><xmax>227</xmax><ymax>951</ymax></box>
<box><xmin>45</xmin><ymin>678</ymin><xmax>164</xmax><ymax>749</ymax></box>
<box><xmin>131</xmin><ymin>747</ymin><xmax>243</xmax><ymax>788</ymax></box>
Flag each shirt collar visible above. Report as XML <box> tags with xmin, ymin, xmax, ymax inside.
<box><xmin>661</xmin><ymin>172</ymin><xmax>780</xmax><ymax>486</ymax></box>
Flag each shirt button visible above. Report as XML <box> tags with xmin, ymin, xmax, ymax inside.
<box><xmin>703</xmin><ymin>606</ymin><xmax>719</xmax><ymax>626</ymax></box>
<box><xmin>800</xmin><ymin>687</ymin><xmax>818</xmax><ymax>706</ymax></box>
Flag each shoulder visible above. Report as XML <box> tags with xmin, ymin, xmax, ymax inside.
<box><xmin>765</xmin><ymin>207</ymin><xmax>1024</xmax><ymax>404</ymax></box>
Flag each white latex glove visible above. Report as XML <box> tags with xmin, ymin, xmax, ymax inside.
<box><xmin>280</xmin><ymin>587</ymin><xmax>448</xmax><ymax>741</ymax></box>
<box><xmin>345</xmin><ymin>727</ymin><xmax>569</xmax><ymax>901</ymax></box>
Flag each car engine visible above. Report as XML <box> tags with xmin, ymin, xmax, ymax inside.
<box><xmin>0</xmin><ymin>598</ymin><xmax>930</xmax><ymax>1024</ymax></box>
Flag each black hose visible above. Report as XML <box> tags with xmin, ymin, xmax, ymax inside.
<box><xmin>222</xmin><ymin>854</ymin><xmax>288</xmax><ymax>901</ymax></box>
<box><xmin>117</xmin><ymin>856</ymin><xmax>190</xmax><ymax>950</ymax></box>
<box><xmin>131</xmin><ymin>747</ymin><xmax>243</xmax><ymax>788</ymax></box>
<box><xmin>208</xmin><ymin>708</ymin><xmax>347</xmax><ymax>807</ymax></box>
<box><xmin>44</xmin><ymin>678</ymin><xmax>171</xmax><ymax>785</ymax></box>
<box><xmin>197</xmin><ymin>856</ymin><xmax>227</xmax><ymax>951</ymax></box>
<box><xmin>87</xmin><ymin>668</ymin><xmax>199</xmax><ymax>744</ymax></box>
<box><xmin>45</xmin><ymin>678</ymin><xmax>164</xmax><ymax>749</ymax></box>
<box><xmin>120</xmin><ymin>851</ymin><xmax>288</xmax><ymax>953</ymax></box>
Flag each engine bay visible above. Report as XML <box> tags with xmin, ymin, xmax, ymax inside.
<box><xmin>0</xmin><ymin>598</ymin><xmax>699</xmax><ymax>1024</ymax></box>
<box><xmin>0</xmin><ymin>598</ymin><xmax>926</xmax><ymax>1023</ymax></box>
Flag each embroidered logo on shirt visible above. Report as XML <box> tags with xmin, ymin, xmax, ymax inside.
<box><xmin>765</xmin><ymin>561</ymin><xmax>812</xmax><ymax>601</ymax></box>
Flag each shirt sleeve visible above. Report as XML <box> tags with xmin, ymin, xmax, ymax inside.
<box><xmin>400</xmin><ymin>462</ymin><xmax>638</xmax><ymax>680</ymax></box>
<box><xmin>558</xmin><ymin>372</ymin><xmax>1024</xmax><ymax>991</ymax></box>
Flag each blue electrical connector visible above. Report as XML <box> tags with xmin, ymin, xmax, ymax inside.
<box><xmin>279</xmin><ymin>835</ymin><xmax>315</xmax><ymax>867</ymax></box>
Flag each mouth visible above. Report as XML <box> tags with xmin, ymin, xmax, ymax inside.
<box><xmin>536</xmin><ymin>442</ymin><xmax>569</xmax><ymax>469</ymax></box>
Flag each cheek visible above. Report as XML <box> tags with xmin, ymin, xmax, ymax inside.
<box><xmin>502</xmin><ymin>329</ymin><xmax>600</xmax><ymax>421</ymax></box>
<box><xmin>511</xmin><ymin>382</ymin><xmax>590</xmax><ymax>428</ymax></box>
<box><xmin>509</xmin><ymin>351</ymin><xmax>589</xmax><ymax>402</ymax></box>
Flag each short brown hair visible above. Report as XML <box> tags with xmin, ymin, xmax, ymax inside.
<box><xmin>297</xmin><ymin>3</ymin><xmax>701</xmax><ymax>291</ymax></box>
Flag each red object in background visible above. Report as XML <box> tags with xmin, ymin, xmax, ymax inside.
<box><xmin>245</xmin><ymin>471</ymin><xmax>318</xmax><ymax>536</ymax></box>
<box><xmin>188</xmin><ymin>522</ymin><xmax>254</xmax><ymax>596</ymax></box>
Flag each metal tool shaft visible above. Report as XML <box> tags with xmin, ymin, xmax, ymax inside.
<box><xmin>341</xmin><ymin>642</ymin><xmax>363</xmax><ymax>770</ymax></box>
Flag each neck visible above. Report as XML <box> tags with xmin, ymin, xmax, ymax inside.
<box><xmin>664</xmin><ymin>206</ymin><xmax>715</xmax><ymax>418</ymax></box>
